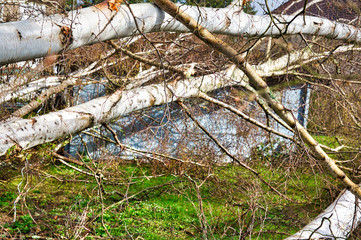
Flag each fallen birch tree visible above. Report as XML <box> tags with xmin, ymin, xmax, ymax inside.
<box><xmin>1</xmin><ymin>1</ymin><xmax>361</xmax><ymax>65</ymax></box>
<box><xmin>1</xmin><ymin>0</ymin><xmax>361</xmax><ymax>239</ymax></box>
<box><xmin>0</xmin><ymin>67</ymin><xmax>236</xmax><ymax>156</ymax></box>
<box><xmin>2</xmin><ymin>41</ymin><xmax>352</xmax><ymax>155</ymax></box>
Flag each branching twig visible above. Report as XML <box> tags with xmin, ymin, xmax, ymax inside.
<box><xmin>52</xmin><ymin>152</ymin><xmax>106</xmax><ymax>180</ymax></box>
<box><xmin>90</xmin><ymin>179</ymin><xmax>182</xmax><ymax>223</ymax></box>
<box><xmin>178</xmin><ymin>100</ymin><xmax>294</xmax><ymax>202</ymax></box>
<box><xmin>97</xmin><ymin>124</ymin><xmax>209</xmax><ymax>167</ymax></box>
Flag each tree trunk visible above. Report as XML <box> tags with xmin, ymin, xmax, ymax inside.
<box><xmin>1</xmin><ymin>2</ymin><xmax>361</xmax><ymax>65</ymax></box>
<box><xmin>285</xmin><ymin>189</ymin><xmax>361</xmax><ymax>240</ymax></box>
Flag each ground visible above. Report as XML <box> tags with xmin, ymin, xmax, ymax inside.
<box><xmin>0</xmin><ymin>141</ymin><xmax>349</xmax><ymax>239</ymax></box>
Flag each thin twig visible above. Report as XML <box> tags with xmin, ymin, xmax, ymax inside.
<box><xmin>199</xmin><ymin>92</ymin><xmax>295</xmax><ymax>141</ymax></box>
<box><xmin>178</xmin><ymin>100</ymin><xmax>294</xmax><ymax>202</ymax></box>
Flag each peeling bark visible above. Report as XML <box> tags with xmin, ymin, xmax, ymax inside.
<box><xmin>1</xmin><ymin>1</ymin><xmax>360</xmax><ymax>238</ymax></box>
<box><xmin>151</xmin><ymin>0</ymin><xmax>361</xmax><ymax>200</ymax></box>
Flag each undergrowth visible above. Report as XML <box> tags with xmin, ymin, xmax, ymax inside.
<box><xmin>0</xmin><ymin>150</ymin><xmax>343</xmax><ymax>239</ymax></box>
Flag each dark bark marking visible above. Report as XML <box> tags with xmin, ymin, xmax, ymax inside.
<box><xmin>16</xmin><ymin>29</ymin><xmax>22</xmax><ymax>40</ymax></box>
<box><xmin>68</xmin><ymin>110</ymin><xmax>95</xmax><ymax>126</ymax></box>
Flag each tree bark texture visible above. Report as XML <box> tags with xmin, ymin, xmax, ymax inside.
<box><xmin>1</xmin><ymin>2</ymin><xmax>361</xmax><ymax>65</ymax></box>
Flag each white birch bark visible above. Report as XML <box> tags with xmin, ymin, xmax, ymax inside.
<box><xmin>0</xmin><ymin>43</ymin><xmax>153</xmax><ymax>104</ymax></box>
<box><xmin>285</xmin><ymin>189</ymin><xmax>361</xmax><ymax>240</ymax></box>
<box><xmin>257</xmin><ymin>45</ymin><xmax>361</xmax><ymax>77</ymax></box>
<box><xmin>0</xmin><ymin>66</ymin><xmax>238</xmax><ymax>156</ymax></box>
<box><xmin>1</xmin><ymin>2</ymin><xmax>361</xmax><ymax>65</ymax></box>
<box><xmin>0</xmin><ymin>76</ymin><xmax>65</xmax><ymax>103</ymax></box>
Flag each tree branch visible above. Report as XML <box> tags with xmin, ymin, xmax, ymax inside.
<box><xmin>178</xmin><ymin>100</ymin><xmax>294</xmax><ymax>202</ymax></box>
<box><xmin>151</xmin><ymin>0</ymin><xmax>361</xmax><ymax>202</ymax></box>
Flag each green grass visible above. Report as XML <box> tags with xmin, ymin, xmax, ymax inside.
<box><xmin>312</xmin><ymin>135</ymin><xmax>341</xmax><ymax>149</ymax></box>
<box><xmin>0</xmin><ymin>157</ymin><xmax>340</xmax><ymax>239</ymax></box>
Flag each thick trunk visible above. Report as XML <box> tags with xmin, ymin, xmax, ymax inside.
<box><xmin>1</xmin><ymin>2</ymin><xmax>361</xmax><ymax>238</ymax></box>
<box><xmin>1</xmin><ymin>3</ymin><xmax>361</xmax><ymax>65</ymax></box>
<box><xmin>285</xmin><ymin>189</ymin><xmax>361</xmax><ymax>240</ymax></box>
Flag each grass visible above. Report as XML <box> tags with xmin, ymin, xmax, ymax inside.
<box><xmin>0</xmin><ymin>154</ymin><xmax>342</xmax><ymax>239</ymax></box>
<box><xmin>312</xmin><ymin>135</ymin><xmax>341</xmax><ymax>149</ymax></box>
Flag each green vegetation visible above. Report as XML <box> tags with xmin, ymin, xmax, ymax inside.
<box><xmin>312</xmin><ymin>135</ymin><xmax>341</xmax><ymax>149</ymax></box>
<box><xmin>0</xmin><ymin>152</ymin><xmax>342</xmax><ymax>239</ymax></box>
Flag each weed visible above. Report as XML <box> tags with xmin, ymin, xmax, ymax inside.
<box><xmin>4</xmin><ymin>214</ymin><xmax>35</xmax><ymax>234</ymax></box>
